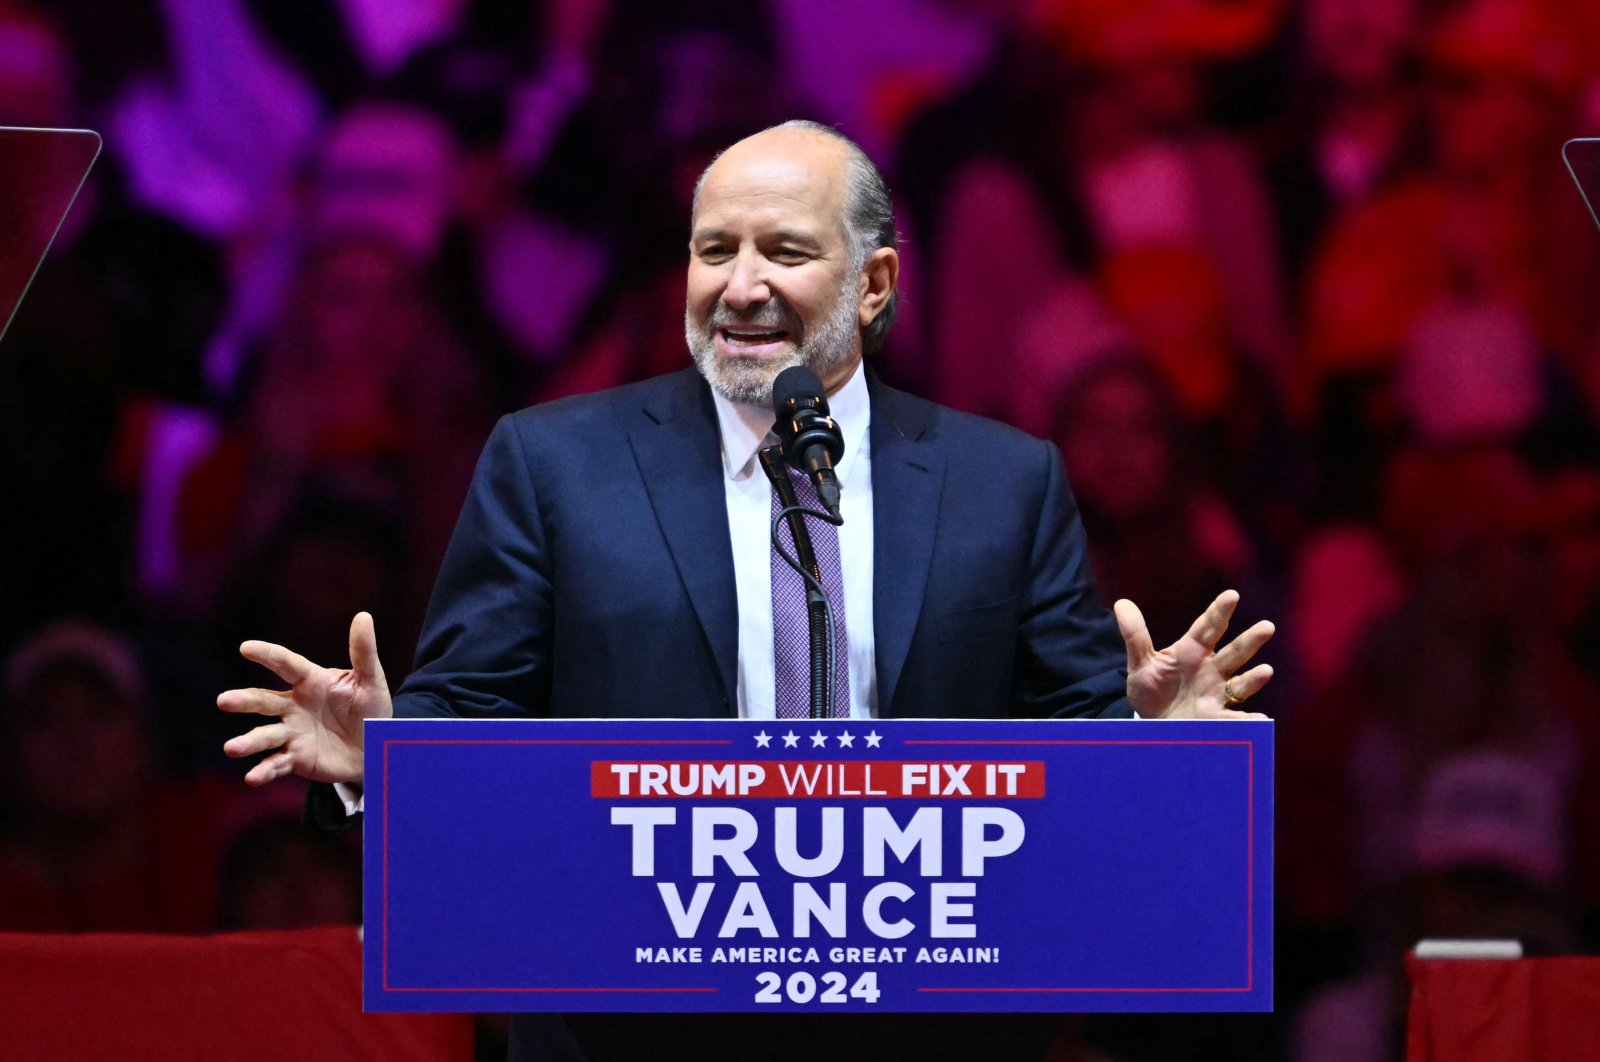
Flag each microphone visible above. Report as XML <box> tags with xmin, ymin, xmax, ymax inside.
<box><xmin>771</xmin><ymin>366</ymin><xmax>845</xmax><ymax>519</ymax></box>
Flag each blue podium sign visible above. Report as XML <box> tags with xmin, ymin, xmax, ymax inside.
<box><xmin>363</xmin><ymin>718</ymin><xmax>1272</xmax><ymax>1013</ymax></box>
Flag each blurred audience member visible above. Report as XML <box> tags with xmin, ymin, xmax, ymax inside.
<box><xmin>1282</xmin><ymin>444</ymin><xmax>1600</xmax><ymax>940</ymax></box>
<box><xmin>0</xmin><ymin>621</ymin><xmax>229</xmax><ymax>932</ymax></box>
<box><xmin>310</xmin><ymin>100</ymin><xmax>464</xmax><ymax>261</ymax></box>
<box><xmin>901</xmin><ymin>0</ymin><xmax>1290</xmax><ymax>427</ymax></box>
<box><xmin>1064</xmin><ymin>12</ymin><xmax>1292</xmax><ymax>376</ymax></box>
<box><xmin>1055</xmin><ymin>359</ymin><xmax>1259</xmax><ymax>646</ymax></box>
<box><xmin>920</xmin><ymin>148</ymin><xmax>1079</xmax><ymax>423</ymax></box>
<box><xmin>182</xmin><ymin>231</ymin><xmax>490</xmax><ymax>618</ymax></box>
<box><xmin>1291</xmin><ymin>751</ymin><xmax>1577</xmax><ymax>1062</ymax></box>
<box><xmin>1263</xmin><ymin>0</ymin><xmax>1424</xmax><ymax>280</ymax></box>
<box><xmin>895</xmin><ymin>22</ymin><xmax>1098</xmax><ymax>420</ymax></box>
<box><xmin>202</xmin><ymin>98</ymin><xmax>467</xmax><ymax>420</ymax></box>
<box><xmin>1296</xmin><ymin>0</ymin><xmax>1593</xmax><ymax>518</ymax></box>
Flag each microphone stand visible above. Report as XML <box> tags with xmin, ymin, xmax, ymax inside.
<box><xmin>759</xmin><ymin>445</ymin><xmax>841</xmax><ymax>720</ymax></box>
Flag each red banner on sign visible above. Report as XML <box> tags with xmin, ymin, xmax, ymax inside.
<box><xmin>590</xmin><ymin>761</ymin><xmax>1046</xmax><ymax>799</ymax></box>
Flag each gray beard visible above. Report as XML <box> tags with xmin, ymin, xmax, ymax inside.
<box><xmin>686</xmin><ymin>277</ymin><xmax>860</xmax><ymax>406</ymax></box>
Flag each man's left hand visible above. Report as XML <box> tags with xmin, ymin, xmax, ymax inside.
<box><xmin>1116</xmin><ymin>590</ymin><xmax>1273</xmax><ymax>720</ymax></box>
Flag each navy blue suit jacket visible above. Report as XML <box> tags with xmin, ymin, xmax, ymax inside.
<box><xmin>391</xmin><ymin>367</ymin><xmax>1129</xmax><ymax>722</ymax></box>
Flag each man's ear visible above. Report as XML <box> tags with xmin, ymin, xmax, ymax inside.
<box><xmin>858</xmin><ymin>247</ymin><xmax>899</xmax><ymax>326</ymax></box>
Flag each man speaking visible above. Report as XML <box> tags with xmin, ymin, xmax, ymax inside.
<box><xmin>219</xmin><ymin>120</ymin><xmax>1272</xmax><ymax>1059</ymax></box>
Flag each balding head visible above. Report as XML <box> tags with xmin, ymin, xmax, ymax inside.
<box><xmin>693</xmin><ymin>121</ymin><xmax>899</xmax><ymax>355</ymax></box>
<box><xmin>694</xmin><ymin>123</ymin><xmax>852</xmax><ymax>220</ymax></box>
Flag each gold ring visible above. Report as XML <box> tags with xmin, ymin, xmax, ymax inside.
<box><xmin>1224</xmin><ymin>678</ymin><xmax>1243</xmax><ymax>706</ymax></box>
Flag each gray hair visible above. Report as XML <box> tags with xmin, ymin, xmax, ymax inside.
<box><xmin>692</xmin><ymin>120</ymin><xmax>900</xmax><ymax>355</ymax></box>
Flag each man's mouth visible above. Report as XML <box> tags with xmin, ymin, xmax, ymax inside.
<box><xmin>716</xmin><ymin>327</ymin><xmax>793</xmax><ymax>356</ymax></box>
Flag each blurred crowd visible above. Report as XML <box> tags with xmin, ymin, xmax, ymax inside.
<box><xmin>4</xmin><ymin>0</ymin><xmax>1600</xmax><ymax>1058</ymax></box>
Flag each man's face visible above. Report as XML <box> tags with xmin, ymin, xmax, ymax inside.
<box><xmin>685</xmin><ymin>131</ymin><xmax>864</xmax><ymax>405</ymax></box>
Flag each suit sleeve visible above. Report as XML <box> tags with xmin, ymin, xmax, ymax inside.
<box><xmin>392</xmin><ymin>413</ymin><xmax>555</xmax><ymax>719</ymax></box>
<box><xmin>1010</xmin><ymin>439</ymin><xmax>1132</xmax><ymax>719</ymax></box>
<box><xmin>306</xmin><ymin>416</ymin><xmax>552</xmax><ymax>827</ymax></box>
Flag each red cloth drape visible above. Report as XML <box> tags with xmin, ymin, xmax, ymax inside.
<box><xmin>1407</xmin><ymin>956</ymin><xmax>1600</xmax><ymax>1061</ymax></box>
<box><xmin>0</xmin><ymin>927</ymin><xmax>472</xmax><ymax>1061</ymax></box>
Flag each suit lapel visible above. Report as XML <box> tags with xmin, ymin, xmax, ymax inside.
<box><xmin>870</xmin><ymin>377</ymin><xmax>944</xmax><ymax>716</ymax></box>
<box><xmin>629</xmin><ymin>371</ymin><xmax>740</xmax><ymax>709</ymax></box>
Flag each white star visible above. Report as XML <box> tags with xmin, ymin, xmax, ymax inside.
<box><xmin>782</xmin><ymin>731</ymin><xmax>800</xmax><ymax>748</ymax></box>
<box><xmin>810</xmin><ymin>731</ymin><xmax>828</xmax><ymax>748</ymax></box>
<box><xmin>864</xmin><ymin>731</ymin><xmax>883</xmax><ymax>748</ymax></box>
<box><xmin>754</xmin><ymin>731</ymin><xmax>772</xmax><ymax>748</ymax></box>
<box><xmin>836</xmin><ymin>732</ymin><xmax>855</xmax><ymax>748</ymax></box>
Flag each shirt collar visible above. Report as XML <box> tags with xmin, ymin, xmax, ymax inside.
<box><xmin>712</xmin><ymin>359</ymin><xmax>871</xmax><ymax>480</ymax></box>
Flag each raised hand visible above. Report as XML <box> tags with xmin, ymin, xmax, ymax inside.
<box><xmin>218</xmin><ymin>612</ymin><xmax>392</xmax><ymax>786</ymax></box>
<box><xmin>1115</xmin><ymin>590</ymin><xmax>1274</xmax><ymax>720</ymax></box>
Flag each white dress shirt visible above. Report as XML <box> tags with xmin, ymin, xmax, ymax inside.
<box><xmin>711</xmin><ymin>360</ymin><xmax>877</xmax><ymax>719</ymax></box>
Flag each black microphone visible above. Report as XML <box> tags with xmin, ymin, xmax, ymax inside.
<box><xmin>771</xmin><ymin>366</ymin><xmax>845</xmax><ymax>519</ymax></box>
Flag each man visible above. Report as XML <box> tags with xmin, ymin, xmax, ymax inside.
<box><xmin>219</xmin><ymin>120</ymin><xmax>1272</xmax><ymax>1059</ymax></box>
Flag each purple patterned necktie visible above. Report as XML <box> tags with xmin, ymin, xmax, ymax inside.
<box><xmin>771</xmin><ymin>465</ymin><xmax>850</xmax><ymax>719</ymax></box>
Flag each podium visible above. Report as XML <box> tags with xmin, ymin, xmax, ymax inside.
<box><xmin>362</xmin><ymin>717</ymin><xmax>1272</xmax><ymax>1014</ymax></box>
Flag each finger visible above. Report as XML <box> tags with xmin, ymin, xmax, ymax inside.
<box><xmin>243</xmin><ymin>750</ymin><xmax>297</xmax><ymax>787</ymax></box>
<box><xmin>216</xmin><ymin>688</ymin><xmax>291</xmax><ymax>716</ymax></box>
<box><xmin>240</xmin><ymin>640</ymin><xmax>317</xmax><ymax>686</ymax></box>
<box><xmin>1225</xmin><ymin>663</ymin><xmax>1274</xmax><ymax>703</ymax></box>
<box><xmin>348</xmin><ymin>612</ymin><xmax>387</xmax><ymax>688</ymax></box>
<box><xmin>1213</xmin><ymin>620</ymin><xmax>1276</xmax><ymax>676</ymax></box>
<box><xmin>223</xmin><ymin>722</ymin><xmax>292</xmax><ymax>760</ymax></box>
<box><xmin>1113</xmin><ymin>599</ymin><xmax>1156</xmax><ymax>670</ymax></box>
<box><xmin>1183</xmin><ymin>589</ymin><xmax>1240</xmax><ymax>650</ymax></box>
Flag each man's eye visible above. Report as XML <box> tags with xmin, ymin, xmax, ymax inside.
<box><xmin>773</xmin><ymin>249</ymin><xmax>809</xmax><ymax>263</ymax></box>
<box><xmin>698</xmin><ymin>246</ymin><xmax>732</xmax><ymax>260</ymax></box>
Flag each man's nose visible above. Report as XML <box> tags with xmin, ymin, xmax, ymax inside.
<box><xmin>721</xmin><ymin>249</ymin><xmax>771</xmax><ymax>310</ymax></box>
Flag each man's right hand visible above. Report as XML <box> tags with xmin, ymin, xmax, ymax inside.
<box><xmin>218</xmin><ymin>612</ymin><xmax>392</xmax><ymax>787</ymax></box>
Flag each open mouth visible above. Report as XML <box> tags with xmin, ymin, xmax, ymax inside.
<box><xmin>717</xmin><ymin>327</ymin><xmax>792</xmax><ymax>355</ymax></box>
<box><xmin>721</xmin><ymin>327</ymin><xmax>788</xmax><ymax>343</ymax></box>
